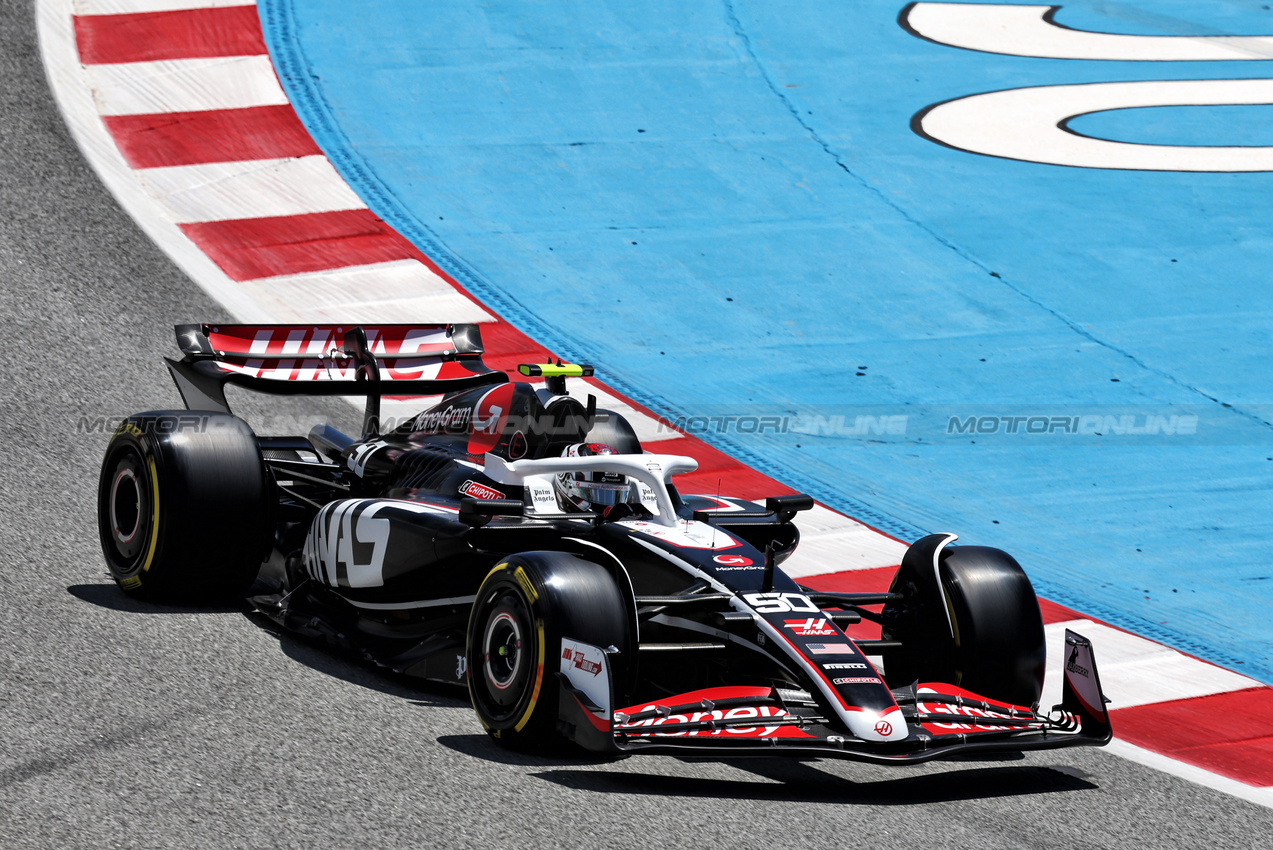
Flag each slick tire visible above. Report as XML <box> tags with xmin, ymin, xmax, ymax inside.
<box><xmin>882</xmin><ymin>537</ymin><xmax>1046</xmax><ymax>707</ymax></box>
<box><xmin>97</xmin><ymin>411</ymin><xmax>272</xmax><ymax>602</ymax></box>
<box><xmin>467</xmin><ymin>552</ymin><xmax>632</xmax><ymax>751</ymax></box>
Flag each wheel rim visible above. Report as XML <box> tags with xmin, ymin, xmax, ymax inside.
<box><xmin>483</xmin><ymin>611</ymin><xmax>523</xmax><ymax>695</ymax></box>
<box><xmin>473</xmin><ymin>590</ymin><xmax>535</xmax><ymax>722</ymax></box>
<box><xmin>104</xmin><ymin>453</ymin><xmax>147</xmax><ymax>564</ymax></box>
<box><xmin>110</xmin><ymin>467</ymin><xmax>141</xmax><ymax>546</ymax></box>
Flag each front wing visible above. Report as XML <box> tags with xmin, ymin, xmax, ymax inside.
<box><xmin>556</xmin><ymin>630</ymin><xmax>1112</xmax><ymax>763</ymax></box>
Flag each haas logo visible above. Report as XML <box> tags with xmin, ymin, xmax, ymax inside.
<box><xmin>874</xmin><ymin>720</ymin><xmax>893</xmax><ymax>736</ymax></box>
<box><xmin>466</xmin><ymin>383</ymin><xmax>515</xmax><ymax>455</ymax></box>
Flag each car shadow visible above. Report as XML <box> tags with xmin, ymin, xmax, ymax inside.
<box><xmin>70</xmin><ymin>583</ymin><xmax>1091</xmax><ymax>806</ymax></box>
<box><xmin>68</xmin><ymin>583</ymin><xmax>468</xmax><ymax>707</ymax></box>
<box><xmin>436</xmin><ymin>733</ymin><xmax>631</xmax><ymax>768</ymax></box>
<box><xmin>530</xmin><ymin>761</ymin><xmax>1098</xmax><ymax>805</ymax></box>
<box><xmin>243</xmin><ymin>609</ymin><xmax>470</xmax><ymax>707</ymax></box>
<box><xmin>67</xmin><ymin>583</ymin><xmax>244</xmax><ymax>614</ymax></box>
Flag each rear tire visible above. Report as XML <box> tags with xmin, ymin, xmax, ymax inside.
<box><xmin>97</xmin><ymin>411</ymin><xmax>272</xmax><ymax>602</ymax></box>
<box><xmin>467</xmin><ymin>552</ymin><xmax>632</xmax><ymax>751</ymax></box>
<box><xmin>883</xmin><ymin>536</ymin><xmax>1046</xmax><ymax>707</ymax></box>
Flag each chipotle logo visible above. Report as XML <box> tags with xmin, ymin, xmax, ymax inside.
<box><xmin>459</xmin><ymin>480</ymin><xmax>504</xmax><ymax>501</ymax></box>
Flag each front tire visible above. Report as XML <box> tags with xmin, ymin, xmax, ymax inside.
<box><xmin>97</xmin><ymin>411</ymin><xmax>271</xmax><ymax>602</ymax></box>
<box><xmin>467</xmin><ymin>552</ymin><xmax>632</xmax><ymax>751</ymax></box>
<box><xmin>883</xmin><ymin>535</ymin><xmax>1046</xmax><ymax>707</ymax></box>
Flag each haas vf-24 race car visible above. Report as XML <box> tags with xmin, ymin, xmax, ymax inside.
<box><xmin>97</xmin><ymin>322</ymin><xmax>1112</xmax><ymax>761</ymax></box>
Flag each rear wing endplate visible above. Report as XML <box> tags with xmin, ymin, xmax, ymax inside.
<box><xmin>165</xmin><ymin>323</ymin><xmax>506</xmax><ymax>437</ymax></box>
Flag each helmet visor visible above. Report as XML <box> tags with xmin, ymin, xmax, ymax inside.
<box><xmin>576</xmin><ymin>481</ymin><xmax>629</xmax><ymax>507</ymax></box>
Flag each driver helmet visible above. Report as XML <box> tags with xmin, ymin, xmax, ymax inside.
<box><xmin>554</xmin><ymin>442</ymin><xmax>632</xmax><ymax>511</ymax></box>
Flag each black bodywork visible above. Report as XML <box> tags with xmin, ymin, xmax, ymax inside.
<box><xmin>109</xmin><ymin>322</ymin><xmax>1112</xmax><ymax>762</ymax></box>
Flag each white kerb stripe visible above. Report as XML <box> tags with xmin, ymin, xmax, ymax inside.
<box><xmin>73</xmin><ymin>0</ymin><xmax>256</xmax><ymax>14</ymax></box>
<box><xmin>40</xmin><ymin>0</ymin><xmax>275</xmax><ymax>320</ymax></box>
<box><xmin>134</xmin><ymin>155</ymin><xmax>366</xmax><ymax>222</ymax></box>
<box><xmin>85</xmin><ymin>56</ymin><xmax>287</xmax><ymax>116</ymax></box>
<box><xmin>781</xmin><ymin>505</ymin><xmax>909</xmax><ymax>578</ymax></box>
<box><xmin>1106</xmin><ymin>740</ymin><xmax>1273</xmax><ymax>810</ymax></box>
<box><xmin>1040</xmin><ymin>620</ymin><xmax>1262</xmax><ymax>711</ymax></box>
<box><xmin>237</xmin><ymin>260</ymin><xmax>495</xmax><ymax>324</ymax></box>
<box><xmin>562</xmin><ymin>378</ymin><xmax>678</xmax><ymax>444</ymax></box>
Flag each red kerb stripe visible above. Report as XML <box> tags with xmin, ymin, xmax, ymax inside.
<box><xmin>103</xmin><ymin>105</ymin><xmax>321</xmax><ymax>168</ymax></box>
<box><xmin>1039</xmin><ymin>598</ymin><xmax>1084</xmax><ymax>624</ymax></box>
<box><xmin>75</xmin><ymin>7</ymin><xmax>267</xmax><ymax>65</ymax></box>
<box><xmin>179</xmin><ymin>210</ymin><xmax>422</xmax><ymax>281</ymax></box>
<box><xmin>1112</xmin><ymin>687</ymin><xmax>1273</xmax><ymax>786</ymax></box>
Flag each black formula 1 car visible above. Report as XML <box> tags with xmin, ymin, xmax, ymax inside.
<box><xmin>97</xmin><ymin>322</ymin><xmax>1112</xmax><ymax>761</ymax></box>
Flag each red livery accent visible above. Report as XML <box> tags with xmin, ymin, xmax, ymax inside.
<box><xmin>913</xmin><ymin>684</ymin><xmax>1039</xmax><ymax>736</ymax></box>
<box><xmin>618</xmin><ymin>687</ymin><xmax>772</xmax><ymax>710</ymax></box>
<box><xmin>190</xmin><ymin>324</ymin><xmax>488</xmax><ymax>384</ymax></box>
<box><xmin>103</xmin><ymin>105</ymin><xmax>322</xmax><ymax>169</ymax></box>
<box><xmin>74</xmin><ymin>7</ymin><xmax>268</xmax><ymax>65</ymax></box>
<box><xmin>204</xmin><ymin>324</ymin><xmax>458</xmax><ymax>359</ymax></box>
<box><xmin>467</xmin><ymin>383</ymin><xmax>515</xmax><ymax>455</ymax></box>
<box><xmin>616</xmin><ymin>686</ymin><xmax>816</xmax><ymax>740</ymax></box>
<box><xmin>565</xmin><ymin>649</ymin><xmax>602</xmax><ymax>677</ymax></box>
<box><xmin>459</xmin><ymin>480</ymin><xmax>504</xmax><ymax>501</ymax></box>
<box><xmin>783</xmin><ymin>618</ymin><xmax>837</xmax><ymax>637</ymax></box>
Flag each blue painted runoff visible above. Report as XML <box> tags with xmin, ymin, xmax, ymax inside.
<box><xmin>261</xmin><ymin>0</ymin><xmax>1273</xmax><ymax>683</ymax></box>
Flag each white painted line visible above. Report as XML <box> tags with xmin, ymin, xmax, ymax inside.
<box><xmin>134</xmin><ymin>156</ymin><xmax>366</xmax><ymax>222</ymax></box>
<box><xmin>781</xmin><ymin>505</ymin><xmax>909</xmax><ymax>578</ymax></box>
<box><xmin>920</xmin><ymin>80</ymin><xmax>1273</xmax><ymax>173</ymax></box>
<box><xmin>1106</xmin><ymin>739</ymin><xmax>1273</xmax><ymax>808</ymax></box>
<box><xmin>39</xmin><ymin>0</ymin><xmax>272</xmax><ymax>319</ymax></box>
<box><xmin>73</xmin><ymin>0</ymin><xmax>255</xmax><ymax>14</ymax></box>
<box><xmin>1041</xmin><ymin>620</ymin><xmax>1263</xmax><ymax>711</ymax></box>
<box><xmin>86</xmin><ymin>56</ymin><xmax>287</xmax><ymax>116</ymax></box>
<box><xmin>238</xmin><ymin>260</ymin><xmax>495</xmax><ymax>324</ymax></box>
<box><xmin>905</xmin><ymin>3</ymin><xmax>1273</xmax><ymax>62</ymax></box>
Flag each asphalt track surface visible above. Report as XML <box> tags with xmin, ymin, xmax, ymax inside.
<box><xmin>3</xmin><ymin>2</ymin><xmax>1273</xmax><ymax>848</ymax></box>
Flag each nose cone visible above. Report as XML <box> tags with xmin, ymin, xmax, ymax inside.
<box><xmin>845</xmin><ymin>707</ymin><xmax>909</xmax><ymax>742</ymax></box>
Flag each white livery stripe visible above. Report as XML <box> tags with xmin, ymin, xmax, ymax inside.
<box><xmin>73</xmin><ymin>0</ymin><xmax>255</xmax><ymax>13</ymax></box>
<box><xmin>134</xmin><ymin>155</ymin><xmax>366</xmax><ymax>222</ymax></box>
<box><xmin>85</xmin><ymin>56</ymin><xmax>287</xmax><ymax>116</ymax></box>
<box><xmin>1040</xmin><ymin>619</ymin><xmax>1263</xmax><ymax>711</ymax></box>
<box><xmin>237</xmin><ymin>260</ymin><xmax>495</xmax><ymax>324</ymax></box>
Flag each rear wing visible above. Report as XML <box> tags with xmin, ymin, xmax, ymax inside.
<box><xmin>165</xmin><ymin>323</ymin><xmax>506</xmax><ymax>437</ymax></box>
